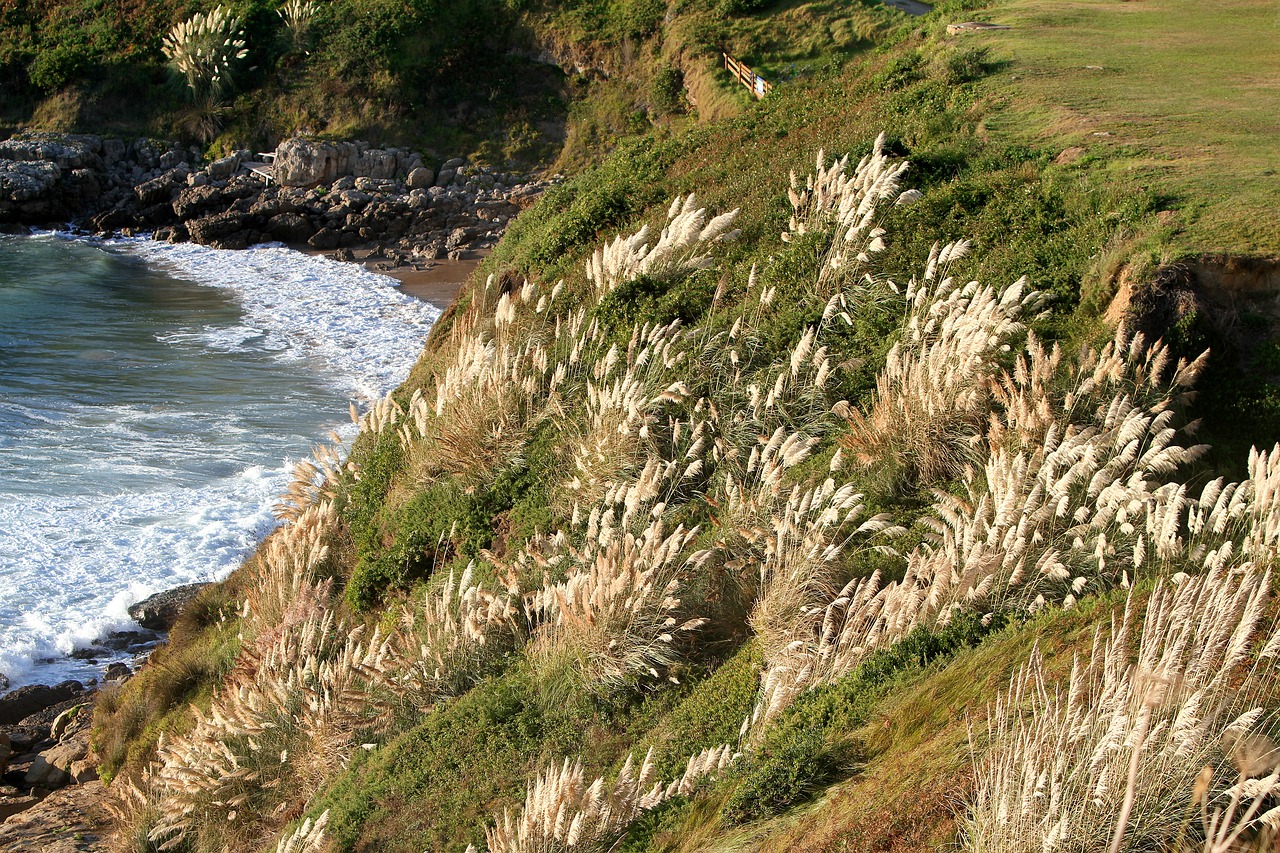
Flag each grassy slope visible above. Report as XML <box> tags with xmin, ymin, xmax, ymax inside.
<box><xmin>90</xmin><ymin>1</ymin><xmax>1280</xmax><ymax>851</ymax></box>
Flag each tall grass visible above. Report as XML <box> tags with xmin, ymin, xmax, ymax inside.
<box><xmin>161</xmin><ymin>5</ymin><xmax>248</xmax><ymax>102</ymax></box>
<box><xmin>479</xmin><ymin>745</ymin><xmax>735</xmax><ymax>853</ymax></box>
<box><xmin>115</xmin><ymin>130</ymin><xmax>1280</xmax><ymax>851</ymax></box>
<box><xmin>965</xmin><ymin>564</ymin><xmax>1280</xmax><ymax>852</ymax></box>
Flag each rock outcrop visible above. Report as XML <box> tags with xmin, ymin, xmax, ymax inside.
<box><xmin>272</xmin><ymin>138</ymin><xmax>423</xmax><ymax>187</ymax></box>
<box><xmin>1</xmin><ymin>687</ymin><xmax>100</xmax><ymax>828</ymax></box>
<box><xmin>0</xmin><ymin>682</ymin><xmax>87</xmax><ymax>727</ymax></box>
<box><xmin>0</xmin><ymin>131</ymin><xmax>554</xmax><ymax>268</ymax></box>
<box><xmin>127</xmin><ymin>582</ymin><xmax>210</xmax><ymax>631</ymax></box>
<box><xmin>0</xmin><ymin>780</ymin><xmax>110</xmax><ymax>851</ymax></box>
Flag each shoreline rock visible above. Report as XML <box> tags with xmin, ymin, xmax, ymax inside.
<box><xmin>127</xmin><ymin>582</ymin><xmax>209</xmax><ymax>631</ymax></box>
<box><xmin>1</xmin><ymin>681</ymin><xmax>99</xmax><ymax>829</ymax></box>
<box><xmin>0</xmin><ymin>131</ymin><xmax>556</xmax><ymax>268</ymax></box>
<box><xmin>0</xmin><ymin>683</ymin><xmax>88</xmax><ymax>727</ymax></box>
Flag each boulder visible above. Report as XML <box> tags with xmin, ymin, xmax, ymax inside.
<box><xmin>158</xmin><ymin>148</ymin><xmax>186</xmax><ymax>170</ymax></box>
<box><xmin>101</xmin><ymin>629</ymin><xmax>159</xmax><ymax>652</ymax></box>
<box><xmin>0</xmin><ymin>134</ymin><xmax>101</xmax><ymax>170</ymax></box>
<box><xmin>206</xmin><ymin>154</ymin><xmax>240</xmax><ymax>181</ymax></box>
<box><xmin>434</xmin><ymin>168</ymin><xmax>456</xmax><ymax>187</ymax></box>
<box><xmin>48</xmin><ymin>705</ymin><xmax>87</xmax><ymax>742</ymax></box>
<box><xmin>23</xmin><ymin>755</ymin><xmax>70</xmax><ymax>790</ymax></box>
<box><xmin>407</xmin><ymin>166</ymin><xmax>435</xmax><ymax>189</ymax></box>
<box><xmin>5</xmin><ymin>727</ymin><xmax>42</xmax><ymax>754</ymax></box>
<box><xmin>127</xmin><ymin>582</ymin><xmax>210</xmax><ymax>631</ymax></box>
<box><xmin>173</xmin><ymin>184</ymin><xmax>227</xmax><ymax>219</ymax></box>
<box><xmin>41</xmin><ymin>731</ymin><xmax>88</xmax><ymax>773</ymax></box>
<box><xmin>186</xmin><ymin>211</ymin><xmax>252</xmax><ymax>247</ymax></box>
<box><xmin>134</xmin><ymin>165</ymin><xmax>190</xmax><ymax>205</ymax></box>
<box><xmin>68</xmin><ymin>759</ymin><xmax>97</xmax><ymax>784</ymax></box>
<box><xmin>101</xmin><ymin>137</ymin><xmax>126</xmax><ymax>165</ymax></box>
<box><xmin>0</xmin><ymin>159</ymin><xmax>60</xmax><ymax>203</ymax></box>
<box><xmin>354</xmin><ymin>176</ymin><xmax>399</xmax><ymax>193</ymax></box>
<box><xmin>266</xmin><ymin>212</ymin><xmax>314</xmax><ymax>243</ymax></box>
<box><xmin>0</xmin><ymin>682</ymin><xmax>84</xmax><ymax>726</ymax></box>
<box><xmin>275</xmin><ymin>138</ymin><xmax>347</xmax><ymax>187</ymax></box>
<box><xmin>130</xmin><ymin>138</ymin><xmax>161</xmax><ymax>169</ymax></box>
<box><xmin>307</xmin><ymin>227</ymin><xmax>340</xmax><ymax>250</ymax></box>
<box><xmin>103</xmin><ymin>662</ymin><xmax>131</xmax><ymax>683</ymax></box>
<box><xmin>0</xmin><ymin>733</ymin><xmax>10</xmax><ymax>775</ymax></box>
<box><xmin>273</xmin><ymin>138</ymin><xmax>426</xmax><ymax>187</ymax></box>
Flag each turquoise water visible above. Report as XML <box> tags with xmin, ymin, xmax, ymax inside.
<box><xmin>0</xmin><ymin>233</ymin><xmax>437</xmax><ymax>688</ymax></box>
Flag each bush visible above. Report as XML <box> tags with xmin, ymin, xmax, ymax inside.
<box><xmin>650</xmin><ymin>65</ymin><xmax>685</xmax><ymax>116</ymax></box>
<box><xmin>721</xmin><ymin>725</ymin><xmax>835</xmax><ymax>824</ymax></box>
<box><xmin>717</xmin><ymin>0</ymin><xmax>770</xmax><ymax>16</ymax></box>
<box><xmin>27</xmin><ymin>42</ymin><xmax>91</xmax><ymax>92</ymax></box>
<box><xmin>611</xmin><ymin>0</ymin><xmax>667</xmax><ymax>40</ymax></box>
<box><xmin>646</xmin><ymin>641</ymin><xmax>762</xmax><ymax>777</ymax></box>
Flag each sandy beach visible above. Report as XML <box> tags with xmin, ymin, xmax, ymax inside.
<box><xmin>375</xmin><ymin>256</ymin><xmax>482</xmax><ymax>309</ymax></box>
<box><xmin>298</xmin><ymin>244</ymin><xmax>481</xmax><ymax>310</ymax></box>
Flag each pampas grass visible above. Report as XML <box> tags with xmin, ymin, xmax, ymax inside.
<box><xmin>586</xmin><ymin>195</ymin><xmax>740</xmax><ymax>295</ymax></box>
<box><xmin>144</xmin><ymin>579</ymin><xmax>397</xmax><ymax>850</ymax></box>
<box><xmin>964</xmin><ymin>565</ymin><xmax>1276</xmax><ymax>853</ymax></box>
<box><xmin>522</xmin><ymin>517</ymin><xmax>708</xmax><ymax>694</ymax></box>
<box><xmin>117</xmin><ymin>129</ymin><xmax>1269</xmax><ymax>853</ymax></box>
<box><xmin>387</xmin><ymin>562</ymin><xmax>523</xmax><ymax>705</ymax></box>
<box><xmin>481</xmin><ymin>745</ymin><xmax>736</xmax><ymax>853</ymax></box>
<box><xmin>839</xmin><ymin>246</ymin><xmax>1047</xmax><ymax>490</ymax></box>
<box><xmin>162</xmin><ymin>5</ymin><xmax>248</xmax><ymax>101</ymax></box>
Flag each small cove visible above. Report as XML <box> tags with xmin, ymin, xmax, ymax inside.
<box><xmin>0</xmin><ymin>233</ymin><xmax>439</xmax><ymax>690</ymax></box>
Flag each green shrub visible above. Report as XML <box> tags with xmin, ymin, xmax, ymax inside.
<box><xmin>645</xmin><ymin>641</ymin><xmax>762</xmax><ymax>777</ymax></box>
<box><xmin>314</xmin><ymin>665</ymin><xmax>680</xmax><ymax>851</ymax></box>
<box><xmin>717</xmin><ymin>0</ymin><xmax>770</xmax><ymax>16</ymax></box>
<box><xmin>941</xmin><ymin>45</ymin><xmax>994</xmax><ymax>85</ymax></box>
<box><xmin>721</xmin><ymin>725</ymin><xmax>835</xmax><ymax>824</ymax></box>
<box><xmin>488</xmin><ymin>137</ymin><xmax>673</xmax><ymax>276</ymax></box>
<box><xmin>611</xmin><ymin>0</ymin><xmax>667</xmax><ymax>41</ymax></box>
<box><xmin>28</xmin><ymin>42</ymin><xmax>91</xmax><ymax>91</ymax></box>
<box><xmin>341</xmin><ymin>429</ymin><xmax>405</xmax><ymax>553</ymax></box>
<box><xmin>650</xmin><ymin>65</ymin><xmax>685</xmax><ymax>116</ymax></box>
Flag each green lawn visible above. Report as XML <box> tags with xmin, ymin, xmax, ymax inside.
<box><xmin>963</xmin><ymin>0</ymin><xmax>1280</xmax><ymax>255</ymax></box>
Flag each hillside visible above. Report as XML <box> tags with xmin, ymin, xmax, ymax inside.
<box><xmin>22</xmin><ymin>0</ymin><xmax>1280</xmax><ymax>851</ymax></box>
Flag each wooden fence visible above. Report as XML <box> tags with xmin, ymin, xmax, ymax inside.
<box><xmin>723</xmin><ymin>52</ymin><xmax>773</xmax><ymax>99</ymax></box>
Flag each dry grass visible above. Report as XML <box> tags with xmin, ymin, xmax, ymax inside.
<box><xmin>480</xmin><ymin>745</ymin><xmax>735</xmax><ymax>853</ymax></box>
<box><xmin>965</xmin><ymin>564</ymin><xmax>1278</xmax><ymax>852</ymax></box>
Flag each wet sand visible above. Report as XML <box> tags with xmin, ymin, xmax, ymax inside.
<box><xmin>377</xmin><ymin>257</ymin><xmax>483</xmax><ymax>310</ymax></box>
<box><xmin>297</xmin><ymin>243</ymin><xmax>483</xmax><ymax>311</ymax></box>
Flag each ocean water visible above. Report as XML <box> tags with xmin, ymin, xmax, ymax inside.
<box><xmin>0</xmin><ymin>233</ymin><xmax>439</xmax><ymax>690</ymax></box>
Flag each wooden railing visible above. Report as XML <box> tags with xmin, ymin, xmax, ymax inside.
<box><xmin>723</xmin><ymin>52</ymin><xmax>773</xmax><ymax>99</ymax></box>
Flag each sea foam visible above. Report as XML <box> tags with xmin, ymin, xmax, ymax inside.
<box><xmin>0</xmin><ymin>237</ymin><xmax>439</xmax><ymax>690</ymax></box>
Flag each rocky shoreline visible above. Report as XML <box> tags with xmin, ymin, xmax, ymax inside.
<box><xmin>0</xmin><ymin>131</ymin><xmax>556</xmax><ymax>271</ymax></box>
<box><xmin>0</xmin><ymin>585</ymin><xmax>213</xmax><ymax>846</ymax></box>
